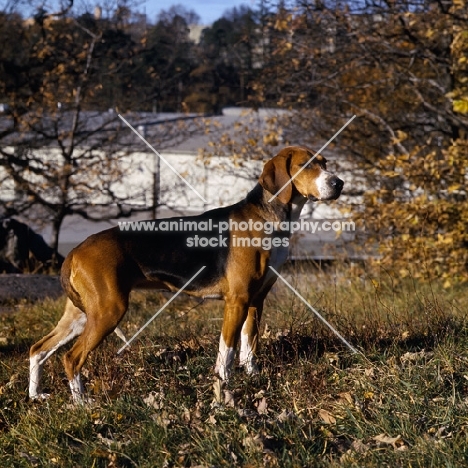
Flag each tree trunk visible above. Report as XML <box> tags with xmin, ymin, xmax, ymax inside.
<box><xmin>51</xmin><ymin>214</ymin><xmax>65</xmax><ymax>268</ymax></box>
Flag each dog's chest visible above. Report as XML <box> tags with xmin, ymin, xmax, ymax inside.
<box><xmin>268</xmin><ymin>241</ymin><xmax>289</xmax><ymax>271</ymax></box>
<box><xmin>259</xmin><ymin>240</ymin><xmax>289</xmax><ymax>291</ymax></box>
<box><xmin>260</xmin><ymin>205</ymin><xmax>304</xmax><ymax>288</ymax></box>
<box><xmin>267</xmin><ymin>204</ymin><xmax>303</xmax><ymax>270</ymax></box>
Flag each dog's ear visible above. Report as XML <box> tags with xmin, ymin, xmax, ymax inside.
<box><xmin>259</xmin><ymin>152</ymin><xmax>293</xmax><ymax>204</ymax></box>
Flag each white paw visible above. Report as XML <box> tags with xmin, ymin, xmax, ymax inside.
<box><xmin>215</xmin><ymin>339</ymin><xmax>235</xmax><ymax>382</ymax></box>
<box><xmin>244</xmin><ymin>362</ymin><xmax>260</xmax><ymax>376</ymax></box>
<box><xmin>215</xmin><ymin>364</ymin><xmax>231</xmax><ymax>382</ymax></box>
<box><xmin>30</xmin><ymin>393</ymin><xmax>51</xmax><ymax>401</ymax></box>
<box><xmin>71</xmin><ymin>393</ymin><xmax>95</xmax><ymax>405</ymax></box>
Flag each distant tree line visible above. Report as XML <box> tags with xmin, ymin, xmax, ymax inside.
<box><xmin>0</xmin><ymin>2</ymin><xmax>269</xmax><ymax>114</ymax></box>
<box><xmin>0</xmin><ymin>0</ymin><xmax>467</xmax><ymax>281</ymax></box>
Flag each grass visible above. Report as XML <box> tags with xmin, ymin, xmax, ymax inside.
<box><xmin>1</xmin><ymin>262</ymin><xmax>468</xmax><ymax>467</ymax></box>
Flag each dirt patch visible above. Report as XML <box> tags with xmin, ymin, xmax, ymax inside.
<box><xmin>0</xmin><ymin>274</ymin><xmax>63</xmax><ymax>304</ymax></box>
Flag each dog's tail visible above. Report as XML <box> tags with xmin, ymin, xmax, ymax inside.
<box><xmin>60</xmin><ymin>252</ymin><xmax>86</xmax><ymax>312</ymax></box>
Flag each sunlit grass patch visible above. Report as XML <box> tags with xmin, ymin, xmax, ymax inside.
<box><xmin>1</xmin><ymin>265</ymin><xmax>468</xmax><ymax>466</ymax></box>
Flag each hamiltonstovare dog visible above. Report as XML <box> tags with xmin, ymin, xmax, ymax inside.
<box><xmin>29</xmin><ymin>146</ymin><xmax>343</xmax><ymax>401</ymax></box>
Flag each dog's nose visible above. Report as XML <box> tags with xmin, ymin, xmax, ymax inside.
<box><xmin>331</xmin><ymin>177</ymin><xmax>344</xmax><ymax>191</ymax></box>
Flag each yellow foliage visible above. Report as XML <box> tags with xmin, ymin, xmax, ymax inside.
<box><xmin>453</xmin><ymin>99</ymin><xmax>468</xmax><ymax>114</ymax></box>
<box><xmin>359</xmin><ymin>140</ymin><xmax>468</xmax><ymax>283</ymax></box>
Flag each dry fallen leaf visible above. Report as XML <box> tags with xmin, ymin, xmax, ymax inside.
<box><xmin>276</xmin><ymin>409</ymin><xmax>296</xmax><ymax>423</ymax></box>
<box><xmin>338</xmin><ymin>392</ymin><xmax>353</xmax><ymax>405</ymax></box>
<box><xmin>224</xmin><ymin>390</ymin><xmax>235</xmax><ymax>407</ymax></box>
<box><xmin>254</xmin><ymin>389</ymin><xmax>265</xmax><ymax>399</ymax></box>
<box><xmin>261</xmin><ymin>323</ymin><xmax>271</xmax><ymax>339</ymax></box>
<box><xmin>143</xmin><ymin>391</ymin><xmax>164</xmax><ymax>410</ymax></box>
<box><xmin>431</xmin><ymin>426</ymin><xmax>453</xmax><ymax>440</ymax></box>
<box><xmin>237</xmin><ymin>408</ymin><xmax>257</xmax><ymax>419</ymax></box>
<box><xmin>373</xmin><ymin>433</ymin><xmax>407</xmax><ymax>450</ymax></box>
<box><xmin>256</xmin><ymin>397</ymin><xmax>268</xmax><ymax>415</ymax></box>
<box><xmin>318</xmin><ymin>409</ymin><xmax>336</xmax><ymax>425</ymax></box>
<box><xmin>208</xmin><ymin>414</ymin><xmax>217</xmax><ymax>425</ymax></box>
<box><xmin>351</xmin><ymin>439</ymin><xmax>370</xmax><ymax>453</ymax></box>
<box><xmin>96</xmin><ymin>433</ymin><xmax>129</xmax><ymax>450</ymax></box>
<box><xmin>183</xmin><ymin>408</ymin><xmax>191</xmax><ymax>423</ymax></box>
<box><xmin>6</xmin><ymin>373</ymin><xmax>19</xmax><ymax>388</ymax></box>
<box><xmin>243</xmin><ymin>435</ymin><xmax>264</xmax><ymax>452</ymax></box>
<box><xmin>212</xmin><ymin>379</ymin><xmax>223</xmax><ymax>404</ymax></box>
<box><xmin>324</xmin><ymin>352</ymin><xmax>339</xmax><ymax>365</ymax></box>
<box><xmin>400</xmin><ymin>350</ymin><xmax>433</xmax><ymax>364</ymax></box>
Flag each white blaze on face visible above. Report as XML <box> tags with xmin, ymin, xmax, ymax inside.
<box><xmin>315</xmin><ymin>170</ymin><xmax>336</xmax><ymax>200</ymax></box>
<box><xmin>215</xmin><ymin>335</ymin><xmax>235</xmax><ymax>381</ymax></box>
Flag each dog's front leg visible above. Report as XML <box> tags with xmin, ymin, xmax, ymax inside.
<box><xmin>215</xmin><ymin>293</ymin><xmax>249</xmax><ymax>381</ymax></box>
<box><xmin>239</xmin><ymin>305</ymin><xmax>262</xmax><ymax>375</ymax></box>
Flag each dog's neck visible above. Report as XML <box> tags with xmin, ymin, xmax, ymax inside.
<box><xmin>245</xmin><ymin>184</ymin><xmax>307</xmax><ymax>223</ymax></box>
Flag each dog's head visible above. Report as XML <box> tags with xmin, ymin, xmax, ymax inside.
<box><xmin>259</xmin><ymin>146</ymin><xmax>344</xmax><ymax>204</ymax></box>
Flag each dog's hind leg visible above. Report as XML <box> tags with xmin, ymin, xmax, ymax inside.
<box><xmin>62</xmin><ymin>294</ymin><xmax>128</xmax><ymax>402</ymax></box>
<box><xmin>29</xmin><ymin>298</ymin><xmax>87</xmax><ymax>400</ymax></box>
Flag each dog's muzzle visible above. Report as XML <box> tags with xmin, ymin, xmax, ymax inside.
<box><xmin>329</xmin><ymin>176</ymin><xmax>344</xmax><ymax>199</ymax></box>
<box><xmin>313</xmin><ymin>175</ymin><xmax>343</xmax><ymax>201</ymax></box>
